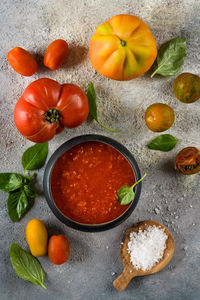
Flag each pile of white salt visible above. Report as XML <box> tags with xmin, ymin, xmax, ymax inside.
<box><xmin>127</xmin><ymin>225</ymin><xmax>168</xmax><ymax>271</ymax></box>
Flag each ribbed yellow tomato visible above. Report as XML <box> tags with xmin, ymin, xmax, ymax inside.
<box><xmin>89</xmin><ymin>14</ymin><xmax>157</xmax><ymax>81</ymax></box>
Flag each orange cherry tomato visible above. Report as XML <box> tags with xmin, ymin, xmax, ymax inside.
<box><xmin>44</xmin><ymin>39</ymin><xmax>69</xmax><ymax>70</ymax></box>
<box><xmin>7</xmin><ymin>47</ymin><xmax>37</xmax><ymax>76</ymax></box>
<box><xmin>89</xmin><ymin>14</ymin><xmax>157</xmax><ymax>81</ymax></box>
<box><xmin>48</xmin><ymin>235</ymin><xmax>70</xmax><ymax>265</ymax></box>
<box><xmin>145</xmin><ymin>103</ymin><xmax>175</xmax><ymax>132</ymax></box>
<box><xmin>175</xmin><ymin>147</ymin><xmax>200</xmax><ymax>175</ymax></box>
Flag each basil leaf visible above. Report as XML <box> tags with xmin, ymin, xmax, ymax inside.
<box><xmin>7</xmin><ymin>189</ymin><xmax>29</xmax><ymax>222</ymax></box>
<box><xmin>118</xmin><ymin>174</ymin><xmax>147</xmax><ymax>205</ymax></box>
<box><xmin>87</xmin><ymin>82</ymin><xmax>98</xmax><ymax>120</ymax></box>
<box><xmin>0</xmin><ymin>173</ymin><xmax>23</xmax><ymax>192</ymax></box>
<box><xmin>148</xmin><ymin>134</ymin><xmax>181</xmax><ymax>152</ymax></box>
<box><xmin>117</xmin><ymin>186</ymin><xmax>135</xmax><ymax>205</ymax></box>
<box><xmin>10</xmin><ymin>243</ymin><xmax>47</xmax><ymax>290</ymax></box>
<box><xmin>22</xmin><ymin>142</ymin><xmax>48</xmax><ymax>171</ymax></box>
<box><xmin>87</xmin><ymin>82</ymin><xmax>120</xmax><ymax>132</ymax></box>
<box><xmin>24</xmin><ymin>185</ymin><xmax>38</xmax><ymax>198</ymax></box>
<box><xmin>151</xmin><ymin>38</ymin><xmax>186</xmax><ymax>78</ymax></box>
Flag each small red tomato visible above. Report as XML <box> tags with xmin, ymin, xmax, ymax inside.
<box><xmin>7</xmin><ymin>47</ymin><xmax>37</xmax><ymax>76</ymax></box>
<box><xmin>48</xmin><ymin>235</ymin><xmax>70</xmax><ymax>265</ymax></box>
<box><xmin>145</xmin><ymin>103</ymin><xmax>175</xmax><ymax>132</ymax></box>
<box><xmin>44</xmin><ymin>39</ymin><xmax>68</xmax><ymax>70</ymax></box>
<box><xmin>175</xmin><ymin>147</ymin><xmax>200</xmax><ymax>175</ymax></box>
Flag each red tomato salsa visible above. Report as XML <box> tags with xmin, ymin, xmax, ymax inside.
<box><xmin>51</xmin><ymin>141</ymin><xmax>135</xmax><ymax>224</ymax></box>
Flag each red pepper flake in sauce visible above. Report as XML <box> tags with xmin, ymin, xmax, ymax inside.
<box><xmin>51</xmin><ymin>141</ymin><xmax>135</xmax><ymax>224</ymax></box>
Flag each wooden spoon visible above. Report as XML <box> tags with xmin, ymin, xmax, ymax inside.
<box><xmin>113</xmin><ymin>220</ymin><xmax>174</xmax><ymax>291</ymax></box>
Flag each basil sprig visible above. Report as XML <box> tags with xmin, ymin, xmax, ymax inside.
<box><xmin>118</xmin><ymin>174</ymin><xmax>147</xmax><ymax>205</ymax></box>
<box><xmin>0</xmin><ymin>142</ymin><xmax>48</xmax><ymax>222</ymax></box>
<box><xmin>148</xmin><ymin>134</ymin><xmax>181</xmax><ymax>152</ymax></box>
<box><xmin>151</xmin><ymin>38</ymin><xmax>186</xmax><ymax>78</ymax></box>
<box><xmin>10</xmin><ymin>243</ymin><xmax>47</xmax><ymax>289</ymax></box>
<box><xmin>87</xmin><ymin>82</ymin><xmax>120</xmax><ymax>132</ymax></box>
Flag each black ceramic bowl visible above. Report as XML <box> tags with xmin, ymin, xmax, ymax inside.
<box><xmin>43</xmin><ymin>134</ymin><xmax>142</xmax><ymax>232</ymax></box>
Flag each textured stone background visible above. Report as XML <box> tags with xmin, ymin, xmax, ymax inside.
<box><xmin>0</xmin><ymin>0</ymin><xmax>200</xmax><ymax>299</ymax></box>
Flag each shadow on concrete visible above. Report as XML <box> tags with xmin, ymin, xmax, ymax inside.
<box><xmin>62</xmin><ymin>44</ymin><xmax>88</xmax><ymax>69</ymax></box>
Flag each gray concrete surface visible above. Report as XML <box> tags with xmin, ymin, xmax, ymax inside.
<box><xmin>0</xmin><ymin>0</ymin><xmax>200</xmax><ymax>299</ymax></box>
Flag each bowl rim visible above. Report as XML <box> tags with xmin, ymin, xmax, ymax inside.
<box><xmin>43</xmin><ymin>134</ymin><xmax>142</xmax><ymax>232</ymax></box>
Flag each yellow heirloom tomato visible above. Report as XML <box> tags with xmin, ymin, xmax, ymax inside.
<box><xmin>89</xmin><ymin>14</ymin><xmax>157</xmax><ymax>81</ymax></box>
<box><xmin>26</xmin><ymin>219</ymin><xmax>48</xmax><ymax>257</ymax></box>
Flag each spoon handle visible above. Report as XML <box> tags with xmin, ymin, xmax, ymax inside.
<box><xmin>113</xmin><ymin>268</ymin><xmax>136</xmax><ymax>291</ymax></box>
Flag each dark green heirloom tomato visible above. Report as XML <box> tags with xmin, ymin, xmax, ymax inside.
<box><xmin>173</xmin><ymin>73</ymin><xmax>200</xmax><ymax>103</ymax></box>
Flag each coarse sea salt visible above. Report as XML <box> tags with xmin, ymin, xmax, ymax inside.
<box><xmin>127</xmin><ymin>225</ymin><xmax>168</xmax><ymax>271</ymax></box>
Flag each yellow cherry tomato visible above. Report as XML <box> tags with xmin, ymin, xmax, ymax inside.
<box><xmin>145</xmin><ymin>103</ymin><xmax>175</xmax><ymax>132</ymax></box>
<box><xmin>26</xmin><ymin>219</ymin><xmax>48</xmax><ymax>257</ymax></box>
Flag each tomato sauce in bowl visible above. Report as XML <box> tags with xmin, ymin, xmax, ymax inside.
<box><xmin>50</xmin><ymin>141</ymin><xmax>135</xmax><ymax>225</ymax></box>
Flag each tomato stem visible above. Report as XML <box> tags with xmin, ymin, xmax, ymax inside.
<box><xmin>120</xmin><ymin>40</ymin><xmax>126</xmax><ymax>47</ymax></box>
<box><xmin>44</xmin><ymin>108</ymin><xmax>61</xmax><ymax>123</ymax></box>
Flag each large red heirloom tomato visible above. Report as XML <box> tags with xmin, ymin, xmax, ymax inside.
<box><xmin>14</xmin><ymin>78</ymin><xmax>89</xmax><ymax>143</ymax></box>
<box><xmin>89</xmin><ymin>14</ymin><xmax>157</xmax><ymax>81</ymax></box>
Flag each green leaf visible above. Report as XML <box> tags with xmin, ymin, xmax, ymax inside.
<box><xmin>117</xmin><ymin>186</ymin><xmax>134</xmax><ymax>205</ymax></box>
<box><xmin>87</xmin><ymin>82</ymin><xmax>98</xmax><ymax>120</ymax></box>
<box><xmin>86</xmin><ymin>82</ymin><xmax>120</xmax><ymax>132</ymax></box>
<box><xmin>118</xmin><ymin>174</ymin><xmax>147</xmax><ymax>205</ymax></box>
<box><xmin>151</xmin><ymin>38</ymin><xmax>186</xmax><ymax>78</ymax></box>
<box><xmin>7</xmin><ymin>189</ymin><xmax>29</xmax><ymax>222</ymax></box>
<box><xmin>24</xmin><ymin>185</ymin><xmax>38</xmax><ymax>198</ymax></box>
<box><xmin>22</xmin><ymin>142</ymin><xmax>48</xmax><ymax>171</ymax></box>
<box><xmin>10</xmin><ymin>243</ymin><xmax>47</xmax><ymax>290</ymax></box>
<box><xmin>0</xmin><ymin>173</ymin><xmax>23</xmax><ymax>192</ymax></box>
<box><xmin>148</xmin><ymin>134</ymin><xmax>181</xmax><ymax>152</ymax></box>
